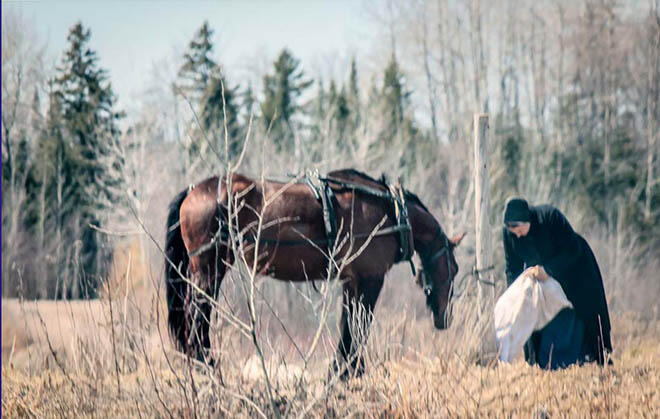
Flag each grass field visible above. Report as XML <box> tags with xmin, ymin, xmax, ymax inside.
<box><xmin>2</xmin><ymin>290</ymin><xmax>659</xmax><ymax>417</ymax></box>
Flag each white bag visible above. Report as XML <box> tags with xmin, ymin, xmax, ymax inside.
<box><xmin>494</xmin><ymin>272</ymin><xmax>573</xmax><ymax>362</ymax></box>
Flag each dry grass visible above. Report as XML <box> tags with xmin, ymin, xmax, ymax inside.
<box><xmin>2</xmin><ymin>340</ymin><xmax>658</xmax><ymax>417</ymax></box>
<box><xmin>2</xmin><ymin>234</ymin><xmax>659</xmax><ymax>418</ymax></box>
<box><xmin>2</xmin><ymin>285</ymin><xmax>659</xmax><ymax>417</ymax></box>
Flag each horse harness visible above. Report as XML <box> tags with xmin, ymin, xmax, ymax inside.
<box><xmin>417</xmin><ymin>229</ymin><xmax>453</xmax><ymax>296</ymax></box>
<box><xmin>304</xmin><ymin>173</ymin><xmax>415</xmax><ymax>266</ymax></box>
<box><xmin>187</xmin><ymin>172</ymin><xmax>416</xmax><ymax>269</ymax></box>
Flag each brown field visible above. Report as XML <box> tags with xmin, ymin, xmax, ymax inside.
<box><xmin>2</xmin><ymin>289</ymin><xmax>659</xmax><ymax>418</ymax></box>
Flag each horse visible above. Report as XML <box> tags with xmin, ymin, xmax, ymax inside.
<box><xmin>164</xmin><ymin>168</ymin><xmax>465</xmax><ymax>378</ymax></box>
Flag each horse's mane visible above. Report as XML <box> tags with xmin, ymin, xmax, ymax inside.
<box><xmin>403</xmin><ymin>190</ymin><xmax>430</xmax><ymax>214</ymax></box>
<box><xmin>327</xmin><ymin>168</ymin><xmax>387</xmax><ymax>189</ymax></box>
<box><xmin>327</xmin><ymin>168</ymin><xmax>431</xmax><ymax>214</ymax></box>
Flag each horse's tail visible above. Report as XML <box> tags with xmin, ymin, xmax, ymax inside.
<box><xmin>164</xmin><ymin>188</ymin><xmax>190</xmax><ymax>351</ymax></box>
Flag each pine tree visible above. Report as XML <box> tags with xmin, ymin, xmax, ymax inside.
<box><xmin>328</xmin><ymin>79</ymin><xmax>338</xmax><ymax>107</ymax></box>
<box><xmin>381</xmin><ymin>54</ymin><xmax>409</xmax><ymax>139</ymax></box>
<box><xmin>176</xmin><ymin>21</ymin><xmax>243</xmax><ymax>164</ymax></box>
<box><xmin>19</xmin><ymin>90</ymin><xmax>44</xmax><ymax>230</ymax></box>
<box><xmin>309</xmin><ymin>79</ymin><xmax>326</xmax><ymax>142</ymax></box>
<box><xmin>261</xmin><ymin>49</ymin><xmax>313</xmax><ymax>151</ymax></box>
<box><xmin>348</xmin><ymin>57</ymin><xmax>361</xmax><ymax>131</ymax></box>
<box><xmin>34</xmin><ymin>81</ymin><xmax>77</xmax><ymax>296</ymax></box>
<box><xmin>333</xmin><ymin>86</ymin><xmax>350</xmax><ymax>148</ymax></box>
<box><xmin>571</xmin><ymin>124</ymin><xmax>649</xmax><ymax>227</ymax></box>
<box><xmin>379</xmin><ymin>54</ymin><xmax>421</xmax><ymax>173</ymax></box>
<box><xmin>49</xmin><ymin>22</ymin><xmax>125</xmax><ymax>297</ymax></box>
<box><xmin>242</xmin><ymin>82</ymin><xmax>256</xmax><ymax>124</ymax></box>
<box><xmin>176</xmin><ymin>21</ymin><xmax>218</xmax><ymax>102</ymax></box>
<box><xmin>200</xmin><ymin>75</ymin><xmax>241</xmax><ymax>160</ymax></box>
<box><xmin>491</xmin><ymin>110</ymin><xmax>524</xmax><ymax>212</ymax></box>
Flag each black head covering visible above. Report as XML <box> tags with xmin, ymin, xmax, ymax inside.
<box><xmin>504</xmin><ymin>197</ymin><xmax>531</xmax><ymax>223</ymax></box>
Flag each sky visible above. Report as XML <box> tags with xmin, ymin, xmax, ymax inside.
<box><xmin>3</xmin><ymin>1</ymin><xmax>379</xmax><ymax>111</ymax></box>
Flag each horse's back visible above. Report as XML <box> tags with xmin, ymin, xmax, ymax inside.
<box><xmin>178</xmin><ymin>171</ymin><xmax>399</xmax><ymax>280</ymax></box>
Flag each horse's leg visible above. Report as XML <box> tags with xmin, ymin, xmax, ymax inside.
<box><xmin>333</xmin><ymin>275</ymin><xmax>385</xmax><ymax>380</ymax></box>
<box><xmin>333</xmin><ymin>280</ymin><xmax>356</xmax><ymax>378</ymax></box>
<box><xmin>187</xmin><ymin>250</ymin><xmax>226</xmax><ymax>365</ymax></box>
<box><xmin>352</xmin><ymin>275</ymin><xmax>385</xmax><ymax>376</ymax></box>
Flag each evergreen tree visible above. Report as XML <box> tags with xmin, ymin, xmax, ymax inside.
<box><xmin>378</xmin><ymin>54</ymin><xmax>421</xmax><ymax>173</ymax></box>
<box><xmin>176</xmin><ymin>21</ymin><xmax>218</xmax><ymax>102</ymax></box>
<box><xmin>261</xmin><ymin>49</ymin><xmax>313</xmax><ymax>151</ymax></box>
<box><xmin>491</xmin><ymin>110</ymin><xmax>524</xmax><ymax>212</ymax></box>
<box><xmin>309</xmin><ymin>78</ymin><xmax>351</xmax><ymax>154</ymax></box>
<box><xmin>569</xmin><ymin>125</ymin><xmax>650</xmax><ymax>227</ymax></box>
<box><xmin>348</xmin><ymin>57</ymin><xmax>361</xmax><ymax>131</ymax></box>
<box><xmin>309</xmin><ymin>79</ymin><xmax>326</xmax><ymax>143</ymax></box>
<box><xmin>200</xmin><ymin>75</ymin><xmax>241</xmax><ymax>160</ymax></box>
<box><xmin>328</xmin><ymin>79</ymin><xmax>338</xmax><ymax>106</ymax></box>
<box><xmin>314</xmin><ymin>79</ymin><xmax>326</xmax><ymax>122</ymax></box>
<box><xmin>176</xmin><ymin>21</ymin><xmax>243</xmax><ymax>164</ymax></box>
<box><xmin>333</xmin><ymin>86</ymin><xmax>350</xmax><ymax>148</ymax></box>
<box><xmin>381</xmin><ymin>54</ymin><xmax>410</xmax><ymax>140</ymax></box>
<box><xmin>20</xmin><ymin>90</ymin><xmax>44</xmax><ymax>228</ymax></box>
<box><xmin>49</xmin><ymin>22</ymin><xmax>125</xmax><ymax>297</ymax></box>
<box><xmin>40</xmin><ymin>81</ymin><xmax>83</xmax><ymax>220</ymax></box>
<box><xmin>32</xmin><ymin>81</ymin><xmax>76</xmax><ymax>296</ymax></box>
<box><xmin>242</xmin><ymin>82</ymin><xmax>256</xmax><ymax>124</ymax></box>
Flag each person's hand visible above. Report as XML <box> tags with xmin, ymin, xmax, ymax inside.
<box><xmin>523</xmin><ymin>266</ymin><xmax>538</xmax><ymax>279</ymax></box>
<box><xmin>523</xmin><ymin>265</ymin><xmax>548</xmax><ymax>281</ymax></box>
<box><xmin>536</xmin><ymin>265</ymin><xmax>549</xmax><ymax>281</ymax></box>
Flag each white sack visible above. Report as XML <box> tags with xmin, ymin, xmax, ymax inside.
<box><xmin>494</xmin><ymin>273</ymin><xmax>573</xmax><ymax>362</ymax></box>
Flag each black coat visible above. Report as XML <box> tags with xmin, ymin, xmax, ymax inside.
<box><xmin>503</xmin><ymin>204</ymin><xmax>612</xmax><ymax>364</ymax></box>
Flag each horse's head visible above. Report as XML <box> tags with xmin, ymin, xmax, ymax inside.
<box><xmin>416</xmin><ymin>231</ymin><xmax>466</xmax><ymax>329</ymax></box>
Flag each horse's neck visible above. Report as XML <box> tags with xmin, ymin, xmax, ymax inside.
<box><xmin>409</xmin><ymin>204</ymin><xmax>441</xmax><ymax>252</ymax></box>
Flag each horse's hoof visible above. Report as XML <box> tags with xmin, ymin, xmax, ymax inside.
<box><xmin>328</xmin><ymin>359</ymin><xmax>347</xmax><ymax>382</ymax></box>
<box><xmin>193</xmin><ymin>350</ymin><xmax>215</xmax><ymax>368</ymax></box>
<box><xmin>328</xmin><ymin>359</ymin><xmax>364</xmax><ymax>382</ymax></box>
<box><xmin>328</xmin><ymin>369</ymin><xmax>352</xmax><ymax>382</ymax></box>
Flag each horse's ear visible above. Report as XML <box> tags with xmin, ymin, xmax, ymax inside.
<box><xmin>449</xmin><ymin>232</ymin><xmax>467</xmax><ymax>248</ymax></box>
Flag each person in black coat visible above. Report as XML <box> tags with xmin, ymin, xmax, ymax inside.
<box><xmin>502</xmin><ymin>198</ymin><xmax>613</xmax><ymax>367</ymax></box>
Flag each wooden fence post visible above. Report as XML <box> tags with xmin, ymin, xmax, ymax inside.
<box><xmin>473</xmin><ymin>114</ymin><xmax>493</xmax><ymax>313</ymax></box>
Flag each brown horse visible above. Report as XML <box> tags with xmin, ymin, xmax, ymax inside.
<box><xmin>164</xmin><ymin>169</ymin><xmax>464</xmax><ymax>377</ymax></box>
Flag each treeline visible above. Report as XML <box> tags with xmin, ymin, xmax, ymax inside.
<box><xmin>384</xmin><ymin>0</ymin><xmax>659</xmax><ymax>241</ymax></box>
<box><xmin>2</xmin><ymin>1</ymin><xmax>658</xmax><ymax>301</ymax></box>
<box><xmin>171</xmin><ymin>22</ymin><xmax>430</xmax><ymax>175</ymax></box>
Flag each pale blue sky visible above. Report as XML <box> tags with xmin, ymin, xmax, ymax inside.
<box><xmin>3</xmin><ymin>1</ymin><xmax>378</xmax><ymax>110</ymax></box>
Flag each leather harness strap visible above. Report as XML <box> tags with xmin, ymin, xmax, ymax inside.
<box><xmin>387</xmin><ymin>179</ymin><xmax>415</xmax><ymax>266</ymax></box>
<box><xmin>304</xmin><ymin>173</ymin><xmax>338</xmax><ymax>251</ymax></box>
<box><xmin>319</xmin><ymin>175</ymin><xmax>414</xmax><ymax>265</ymax></box>
<box><xmin>417</xmin><ymin>229</ymin><xmax>452</xmax><ymax>296</ymax></box>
